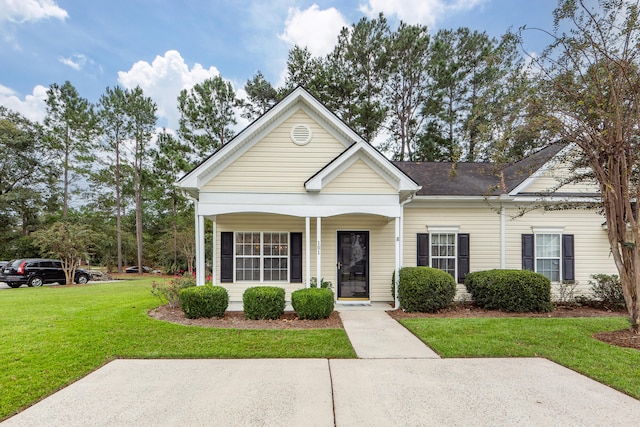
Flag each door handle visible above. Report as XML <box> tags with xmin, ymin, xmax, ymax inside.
<box><xmin>337</xmin><ymin>262</ymin><xmax>342</xmax><ymax>270</ymax></box>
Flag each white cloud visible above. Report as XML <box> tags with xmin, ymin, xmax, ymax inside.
<box><xmin>58</xmin><ymin>53</ymin><xmax>90</xmax><ymax>71</ymax></box>
<box><xmin>117</xmin><ymin>50</ymin><xmax>220</xmax><ymax>130</ymax></box>
<box><xmin>359</xmin><ymin>0</ymin><xmax>485</xmax><ymax>28</ymax></box>
<box><xmin>0</xmin><ymin>84</ymin><xmax>47</xmax><ymax>122</ymax></box>
<box><xmin>0</xmin><ymin>0</ymin><xmax>68</xmax><ymax>23</ymax></box>
<box><xmin>279</xmin><ymin>4</ymin><xmax>348</xmax><ymax>57</ymax></box>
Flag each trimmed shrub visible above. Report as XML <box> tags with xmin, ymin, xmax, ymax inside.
<box><xmin>398</xmin><ymin>267</ymin><xmax>456</xmax><ymax>313</ymax></box>
<box><xmin>291</xmin><ymin>288</ymin><xmax>334</xmax><ymax>319</ymax></box>
<box><xmin>179</xmin><ymin>285</ymin><xmax>229</xmax><ymax>319</ymax></box>
<box><xmin>589</xmin><ymin>274</ymin><xmax>625</xmax><ymax>308</ymax></box>
<box><xmin>243</xmin><ymin>286</ymin><xmax>286</xmax><ymax>320</ymax></box>
<box><xmin>464</xmin><ymin>269</ymin><xmax>552</xmax><ymax>312</ymax></box>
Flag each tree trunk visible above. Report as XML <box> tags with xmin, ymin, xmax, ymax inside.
<box><xmin>63</xmin><ymin>128</ymin><xmax>70</xmax><ymax>219</ymax></box>
<box><xmin>135</xmin><ymin>160</ymin><xmax>143</xmax><ymax>275</ymax></box>
<box><xmin>172</xmin><ymin>196</ymin><xmax>178</xmax><ymax>272</ymax></box>
<box><xmin>115</xmin><ymin>145</ymin><xmax>123</xmax><ymax>274</ymax></box>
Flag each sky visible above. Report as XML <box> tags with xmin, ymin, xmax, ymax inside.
<box><xmin>0</xmin><ymin>0</ymin><xmax>561</xmax><ymax>132</ymax></box>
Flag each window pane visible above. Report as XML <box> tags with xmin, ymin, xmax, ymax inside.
<box><xmin>536</xmin><ymin>234</ymin><xmax>560</xmax><ymax>258</ymax></box>
<box><xmin>537</xmin><ymin>259</ymin><xmax>560</xmax><ymax>282</ymax></box>
<box><xmin>432</xmin><ymin>258</ymin><xmax>455</xmax><ymax>277</ymax></box>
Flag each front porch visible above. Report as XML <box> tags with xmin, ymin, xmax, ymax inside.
<box><xmin>193</xmin><ymin>212</ymin><xmax>404</xmax><ymax>305</ymax></box>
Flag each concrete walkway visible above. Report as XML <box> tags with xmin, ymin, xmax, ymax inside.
<box><xmin>338</xmin><ymin>308</ymin><xmax>440</xmax><ymax>358</ymax></box>
<box><xmin>3</xmin><ymin>306</ymin><xmax>640</xmax><ymax>426</ymax></box>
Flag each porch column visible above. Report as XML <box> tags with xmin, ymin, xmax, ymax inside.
<box><xmin>305</xmin><ymin>217</ymin><xmax>311</xmax><ymax>288</ymax></box>
<box><xmin>316</xmin><ymin>217</ymin><xmax>322</xmax><ymax>284</ymax></box>
<box><xmin>394</xmin><ymin>216</ymin><xmax>401</xmax><ymax>309</ymax></box>
<box><xmin>196</xmin><ymin>213</ymin><xmax>205</xmax><ymax>286</ymax></box>
<box><xmin>211</xmin><ymin>216</ymin><xmax>217</xmax><ymax>286</ymax></box>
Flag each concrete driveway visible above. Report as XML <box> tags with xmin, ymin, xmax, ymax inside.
<box><xmin>3</xmin><ymin>308</ymin><xmax>640</xmax><ymax>426</ymax></box>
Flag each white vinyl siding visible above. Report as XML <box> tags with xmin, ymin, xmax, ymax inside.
<box><xmin>202</xmin><ymin>110</ymin><xmax>347</xmax><ymax>193</ymax></box>
<box><xmin>524</xmin><ymin>161</ymin><xmax>599</xmax><ymax>194</ymax></box>
<box><xmin>322</xmin><ymin>159</ymin><xmax>397</xmax><ymax>194</ymax></box>
<box><xmin>505</xmin><ymin>207</ymin><xmax>616</xmax><ymax>295</ymax></box>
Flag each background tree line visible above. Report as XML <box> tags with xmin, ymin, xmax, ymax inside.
<box><xmin>2</xmin><ymin>0</ymin><xmax>639</xmax><ymax>334</ymax></box>
<box><xmin>5</xmin><ymin>17</ymin><xmax>551</xmax><ymax>272</ymax></box>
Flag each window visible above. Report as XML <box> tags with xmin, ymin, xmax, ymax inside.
<box><xmin>535</xmin><ymin>234</ymin><xmax>561</xmax><ymax>282</ymax></box>
<box><xmin>522</xmin><ymin>231</ymin><xmax>574</xmax><ymax>282</ymax></box>
<box><xmin>431</xmin><ymin>233</ymin><xmax>456</xmax><ymax>277</ymax></box>
<box><xmin>235</xmin><ymin>232</ymin><xmax>288</xmax><ymax>282</ymax></box>
<box><xmin>417</xmin><ymin>229</ymin><xmax>470</xmax><ymax>283</ymax></box>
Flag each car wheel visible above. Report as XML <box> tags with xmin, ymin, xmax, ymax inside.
<box><xmin>7</xmin><ymin>283</ymin><xmax>21</xmax><ymax>288</ymax></box>
<box><xmin>28</xmin><ymin>277</ymin><xmax>44</xmax><ymax>287</ymax></box>
<box><xmin>75</xmin><ymin>274</ymin><xmax>89</xmax><ymax>285</ymax></box>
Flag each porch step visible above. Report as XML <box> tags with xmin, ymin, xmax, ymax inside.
<box><xmin>338</xmin><ymin>310</ymin><xmax>440</xmax><ymax>359</ymax></box>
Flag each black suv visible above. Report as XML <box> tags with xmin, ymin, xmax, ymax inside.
<box><xmin>0</xmin><ymin>259</ymin><xmax>90</xmax><ymax>288</ymax></box>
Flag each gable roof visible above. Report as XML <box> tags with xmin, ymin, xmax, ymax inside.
<box><xmin>394</xmin><ymin>143</ymin><xmax>566</xmax><ymax>197</ymax></box>
<box><xmin>177</xmin><ymin>86</ymin><xmax>367</xmax><ymax>196</ymax></box>
<box><xmin>305</xmin><ymin>140</ymin><xmax>420</xmax><ymax>199</ymax></box>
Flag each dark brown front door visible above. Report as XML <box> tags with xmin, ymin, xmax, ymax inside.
<box><xmin>337</xmin><ymin>231</ymin><xmax>369</xmax><ymax>299</ymax></box>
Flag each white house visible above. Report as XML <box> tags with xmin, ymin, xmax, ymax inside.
<box><xmin>177</xmin><ymin>87</ymin><xmax>617</xmax><ymax>306</ymax></box>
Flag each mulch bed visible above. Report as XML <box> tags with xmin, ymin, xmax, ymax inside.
<box><xmin>148</xmin><ymin>305</ymin><xmax>343</xmax><ymax>329</ymax></box>
<box><xmin>148</xmin><ymin>303</ymin><xmax>639</xmax><ymax>351</ymax></box>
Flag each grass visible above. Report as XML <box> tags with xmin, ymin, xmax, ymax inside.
<box><xmin>0</xmin><ymin>279</ymin><xmax>355</xmax><ymax>420</ymax></box>
<box><xmin>399</xmin><ymin>316</ymin><xmax>640</xmax><ymax>399</ymax></box>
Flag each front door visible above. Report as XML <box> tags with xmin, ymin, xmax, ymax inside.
<box><xmin>337</xmin><ymin>231</ymin><xmax>369</xmax><ymax>299</ymax></box>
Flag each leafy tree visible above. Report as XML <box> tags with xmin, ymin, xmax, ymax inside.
<box><xmin>327</xmin><ymin>14</ymin><xmax>391</xmax><ymax>142</ymax></box>
<box><xmin>96</xmin><ymin>86</ymin><xmax>131</xmax><ymax>273</ymax></box>
<box><xmin>126</xmin><ymin>86</ymin><xmax>157</xmax><ymax>274</ymax></box>
<box><xmin>31</xmin><ymin>221</ymin><xmax>96</xmax><ymax>284</ymax></box>
<box><xmin>178</xmin><ymin>75</ymin><xmax>238</xmax><ymax>159</ymax></box>
<box><xmin>384</xmin><ymin>22</ymin><xmax>431</xmax><ymax>160</ymax></box>
<box><xmin>485</xmin><ymin>65</ymin><xmax>561</xmax><ymax>164</ymax></box>
<box><xmin>44</xmin><ymin>81</ymin><xmax>97</xmax><ymax>218</ymax></box>
<box><xmin>282</xmin><ymin>46</ymin><xmax>323</xmax><ymax>94</ymax></box>
<box><xmin>0</xmin><ymin>107</ymin><xmax>59</xmax><ymax>258</ymax></box>
<box><xmin>242</xmin><ymin>71</ymin><xmax>278</xmax><ymax>120</ymax></box>
<box><xmin>525</xmin><ymin>0</ymin><xmax>640</xmax><ymax>331</ymax></box>
<box><xmin>421</xmin><ymin>28</ymin><xmax>525</xmax><ymax>162</ymax></box>
<box><xmin>150</xmin><ymin>130</ymin><xmax>192</xmax><ymax>272</ymax></box>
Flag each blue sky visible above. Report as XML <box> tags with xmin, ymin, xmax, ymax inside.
<box><xmin>0</xmin><ymin>0</ymin><xmax>560</xmax><ymax>131</ymax></box>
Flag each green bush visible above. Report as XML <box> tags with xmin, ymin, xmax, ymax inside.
<box><xmin>243</xmin><ymin>286</ymin><xmax>286</xmax><ymax>320</ymax></box>
<box><xmin>398</xmin><ymin>267</ymin><xmax>456</xmax><ymax>313</ymax></box>
<box><xmin>310</xmin><ymin>277</ymin><xmax>332</xmax><ymax>289</ymax></box>
<box><xmin>179</xmin><ymin>285</ymin><xmax>229</xmax><ymax>319</ymax></box>
<box><xmin>464</xmin><ymin>269</ymin><xmax>552</xmax><ymax>312</ymax></box>
<box><xmin>150</xmin><ymin>275</ymin><xmax>196</xmax><ymax>309</ymax></box>
<box><xmin>291</xmin><ymin>288</ymin><xmax>334</xmax><ymax>319</ymax></box>
<box><xmin>589</xmin><ymin>274</ymin><xmax>626</xmax><ymax>308</ymax></box>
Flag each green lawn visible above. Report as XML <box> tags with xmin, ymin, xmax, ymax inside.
<box><xmin>399</xmin><ymin>316</ymin><xmax>640</xmax><ymax>399</ymax></box>
<box><xmin>0</xmin><ymin>279</ymin><xmax>355</xmax><ymax>420</ymax></box>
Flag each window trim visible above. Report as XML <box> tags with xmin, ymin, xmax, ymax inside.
<box><xmin>234</xmin><ymin>231</ymin><xmax>290</xmax><ymax>283</ymax></box>
<box><xmin>529</xmin><ymin>228</ymin><xmax>565</xmax><ymax>283</ymax></box>
<box><xmin>430</xmin><ymin>232</ymin><xmax>458</xmax><ymax>281</ymax></box>
<box><xmin>427</xmin><ymin>225</ymin><xmax>466</xmax><ymax>283</ymax></box>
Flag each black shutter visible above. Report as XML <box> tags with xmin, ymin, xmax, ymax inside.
<box><xmin>457</xmin><ymin>233</ymin><xmax>470</xmax><ymax>283</ymax></box>
<box><xmin>220</xmin><ymin>232</ymin><xmax>233</xmax><ymax>283</ymax></box>
<box><xmin>290</xmin><ymin>232</ymin><xmax>303</xmax><ymax>283</ymax></box>
<box><xmin>522</xmin><ymin>234</ymin><xmax>534</xmax><ymax>271</ymax></box>
<box><xmin>562</xmin><ymin>234</ymin><xmax>575</xmax><ymax>282</ymax></box>
<box><xmin>417</xmin><ymin>233</ymin><xmax>429</xmax><ymax>266</ymax></box>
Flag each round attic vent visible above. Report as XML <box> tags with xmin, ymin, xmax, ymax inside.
<box><xmin>290</xmin><ymin>124</ymin><xmax>312</xmax><ymax>145</ymax></box>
